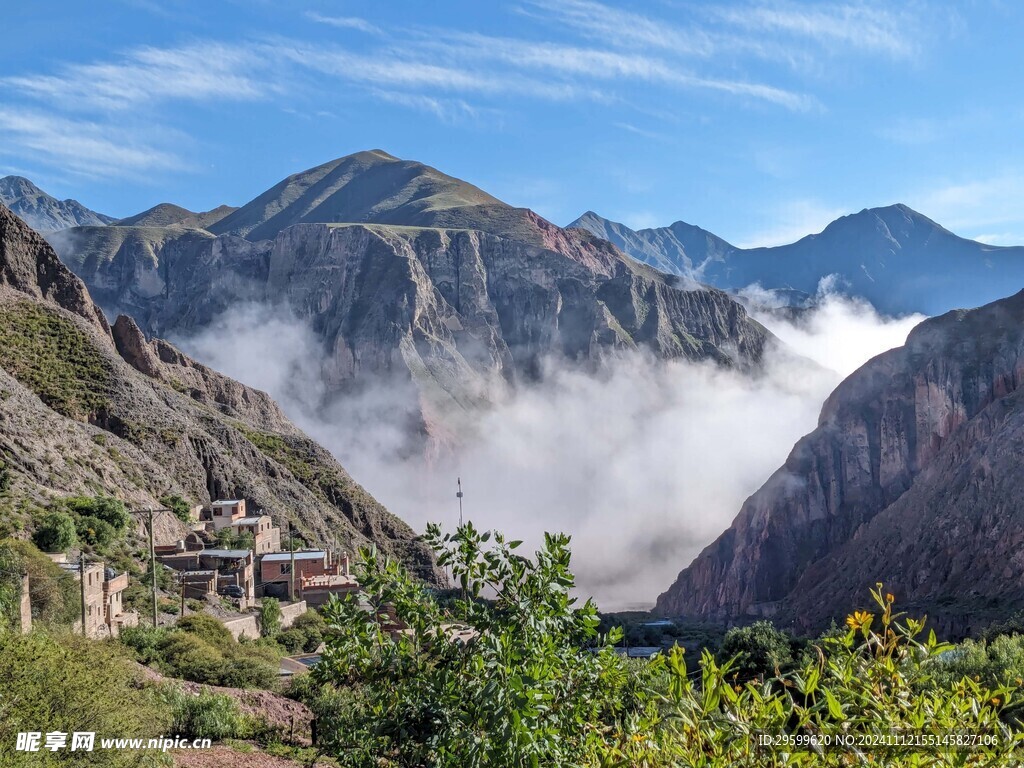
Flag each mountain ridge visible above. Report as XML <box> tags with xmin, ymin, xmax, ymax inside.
<box><xmin>570</xmin><ymin>206</ymin><xmax>1024</xmax><ymax>315</ymax></box>
<box><xmin>0</xmin><ymin>175</ymin><xmax>114</xmax><ymax>231</ymax></box>
<box><xmin>50</xmin><ymin>151</ymin><xmax>777</xmax><ymax>444</ymax></box>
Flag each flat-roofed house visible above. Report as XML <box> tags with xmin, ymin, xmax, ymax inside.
<box><xmin>259</xmin><ymin>550</ymin><xmax>333</xmax><ymax>599</ymax></box>
<box><xmin>231</xmin><ymin>515</ymin><xmax>280</xmax><ymax>554</ymax></box>
<box><xmin>208</xmin><ymin>499</ymin><xmax>246</xmax><ymax>531</ymax></box>
<box><xmin>198</xmin><ymin>549</ymin><xmax>255</xmax><ymax>600</ymax></box>
<box><xmin>63</xmin><ymin>561</ymin><xmax>138</xmax><ymax>638</ymax></box>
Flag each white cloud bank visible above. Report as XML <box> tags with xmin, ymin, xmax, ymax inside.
<box><xmin>178</xmin><ymin>286</ymin><xmax>925</xmax><ymax>611</ymax></box>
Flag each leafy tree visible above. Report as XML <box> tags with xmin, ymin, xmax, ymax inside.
<box><xmin>0</xmin><ymin>459</ymin><xmax>11</xmax><ymax>494</ymax></box>
<box><xmin>260</xmin><ymin>597</ymin><xmax>282</xmax><ymax>637</ymax></box>
<box><xmin>718</xmin><ymin>619</ymin><xmax>794</xmax><ymax>679</ymax></box>
<box><xmin>314</xmin><ymin>522</ymin><xmax>644</xmax><ymax>767</ymax></box>
<box><xmin>216</xmin><ymin>527</ymin><xmax>255</xmax><ymax>551</ymax></box>
<box><xmin>0</xmin><ymin>539</ymin><xmax>80</xmax><ymax>627</ymax></box>
<box><xmin>31</xmin><ymin>510</ymin><xmax>77</xmax><ymax>553</ymax></box>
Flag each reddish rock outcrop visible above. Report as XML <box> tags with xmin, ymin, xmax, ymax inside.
<box><xmin>656</xmin><ymin>290</ymin><xmax>1024</xmax><ymax>635</ymax></box>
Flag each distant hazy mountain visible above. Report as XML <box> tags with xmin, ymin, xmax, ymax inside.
<box><xmin>0</xmin><ymin>175</ymin><xmax>113</xmax><ymax>231</ymax></box>
<box><xmin>570</xmin><ymin>206</ymin><xmax>1024</xmax><ymax>316</ymax></box>
<box><xmin>570</xmin><ymin>211</ymin><xmax>735</xmax><ymax>277</ymax></box>
<box><xmin>657</xmin><ymin>287</ymin><xmax>1024</xmax><ymax>636</ymax></box>
<box><xmin>115</xmin><ymin>202</ymin><xmax>238</xmax><ymax>230</ymax></box>
<box><xmin>53</xmin><ymin>150</ymin><xmax>775</xmax><ymax>442</ymax></box>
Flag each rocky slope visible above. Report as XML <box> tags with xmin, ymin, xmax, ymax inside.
<box><xmin>0</xmin><ymin>175</ymin><xmax>113</xmax><ymax>231</ymax></box>
<box><xmin>656</xmin><ymin>290</ymin><xmax>1024</xmax><ymax>635</ymax></box>
<box><xmin>571</xmin><ymin>207</ymin><xmax>1024</xmax><ymax>316</ymax></box>
<box><xmin>0</xmin><ymin>203</ymin><xmax>440</xmax><ymax>583</ymax></box>
<box><xmin>50</xmin><ymin>152</ymin><xmax>775</xmax><ymax>431</ymax></box>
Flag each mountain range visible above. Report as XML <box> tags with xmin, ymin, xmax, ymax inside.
<box><xmin>47</xmin><ymin>150</ymin><xmax>774</xmax><ymax>442</ymax></box>
<box><xmin>570</xmin><ymin>207</ymin><xmax>1024</xmax><ymax>316</ymax></box>
<box><xmin>656</xmin><ymin>287</ymin><xmax>1024</xmax><ymax>636</ymax></box>
<box><xmin>0</xmin><ymin>202</ymin><xmax>440</xmax><ymax>583</ymax></box>
<box><xmin>0</xmin><ymin>175</ymin><xmax>114</xmax><ymax>231</ymax></box>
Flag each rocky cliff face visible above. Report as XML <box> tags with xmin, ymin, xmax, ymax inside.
<box><xmin>656</xmin><ymin>290</ymin><xmax>1024</xmax><ymax>635</ymax></box>
<box><xmin>0</xmin><ymin>204</ymin><xmax>441</xmax><ymax>583</ymax></box>
<box><xmin>55</xmin><ymin>222</ymin><xmax>772</xmax><ymax>422</ymax></box>
<box><xmin>51</xmin><ymin>153</ymin><xmax>774</xmax><ymax>431</ymax></box>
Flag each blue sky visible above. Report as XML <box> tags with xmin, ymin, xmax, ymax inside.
<box><xmin>1</xmin><ymin>0</ymin><xmax>1021</xmax><ymax>247</ymax></box>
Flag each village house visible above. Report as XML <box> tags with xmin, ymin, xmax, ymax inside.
<box><xmin>204</xmin><ymin>499</ymin><xmax>246</xmax><ymax>531</ymax></box>
<box><xmin>259</xmin><ymin>551</ymin><xmax>359</xmax><ymax>604</ymax></box>
<box><xmin>157</xmin><ymin>548</ymin><xmax>255</xmax><ymax>602</ymax></box>
<box><xmin>199</xmin><ymin>548</ymin><xmax>255</xmax><ymax>601</ymax></box>
<box><xmin>231</xmin><ymin>514</ymin><xmax>280</xmax><ymax>554</ymax></box>
<box><xmin>61</xmin><ymin>560</ymin><xmax>138</xmax><ymax>639</ymax></box>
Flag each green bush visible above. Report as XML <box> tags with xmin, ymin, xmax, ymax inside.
<box><xmin>118</xmin><ymin>623</ymin><xmax>166</xmax><ymax>665</ymax></box>
<box><xmin>276</xmin><ymin>627</ymin><xmax>307</xmax><ymax>653</ymax></box>
<box><xmin>290</xmin><ymin>610</ymin><xmax>326</xmax><ymax>652</ymax></box>
<box><xmin>603</xmin><ymin>588</ymin><xmax>1019</xmax><ymax>767</ymax></box>
<box><xmin>32</xmin><ymin>510</ymin><xmax>77</xmax><ymax>552</ymax></box>
<box><xmin>75</xmin><ymin>514</ymin><xmax>117</xmax><ymax>548</ymax></box>
<box><xmin>0</xmin><ymin>631</ymin><xmax>170</xmax><ymax>767</ymax></box>
<box><xmin>157</xmin><ymin>632</ymin><xmax>224</xmax><ymax>685</ymax></box>
<box><xmin>120</xmin><ymin>616</ymin><xmax>281</xmax><ymax>691</ymax></box>
<box><xmin>59</xmin><ymin>495</ymin><xmax>130</xmax><ymax>531</ymax></box>
<box><xmin>0</xmin><ymin>459</ymin><xmax>11</xmax><ymax>493</ymax></box>
<box><xmin>929</xmin><ymin>633</ymin><xmax>1024</xmax><ymax>691</ymax></box>
<box><xmin>219</xmin><ymin>654</ymin><xmax>280</xmax><ymax>690</ymax></box>
<box><xmin>177</xmin><ymin>611</ymin><xmax>235</xmax><ymax>651</ymax></box>
<box><xmin>162</xmin><ymin>686</ymin><xmax>253</xmax><ymax>741</ymax></box>
<box><xmin>160</xmin><ymin>494</ymin><xmax>193</xmax><ymax>523</ymax></box>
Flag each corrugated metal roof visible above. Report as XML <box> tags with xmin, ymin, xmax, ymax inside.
<box><xmin>200</xmin><ymin>549</ymin><xmax>251</xmax><ymax>559</ymax></box>
<box><xmin>261</xmin><ymin>551</ymin><xmax>326</xmax><ymax>562</ymax></box>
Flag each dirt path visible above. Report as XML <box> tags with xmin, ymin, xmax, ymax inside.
<box><xmin>173</xmin><ymin>745</ymin><xmax>320</xmax><ymax>767</ymax></box>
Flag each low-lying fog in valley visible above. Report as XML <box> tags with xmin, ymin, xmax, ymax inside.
<box><xmin>180</xmin><ymin>283</ymin><xmax>925</xmax><ymax>610</ymax></box>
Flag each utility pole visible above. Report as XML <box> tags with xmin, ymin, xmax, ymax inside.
<box><xmin>179</xmin><ymin>575</ymin><xmax>186</xmax><ymax>617</ymax></box>
<box><xmin>456</xmin><ymin>477</ymin><xmax>464</xmax><ymax>528</ymax></box>
<box><xmin>289</xmin><ymin>523</ymin><xmax>295</xmax><ymax>603</ymax></box>
<box><xmin>79</xmin><ymin>555</ymin><xmax>87</xmax><ymax>638</ymax></box>
<box><xmin>148</xmin><ymin>507</ymin><xmax>158</xmax><ymax>628</ymax></box>
<box><xmin>127</xmin><ymin>506</ymin><xmax>171</xmax><ymax>628</ymax></box>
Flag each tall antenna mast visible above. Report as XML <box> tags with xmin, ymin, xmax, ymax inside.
<box><xmin>456</xmin><ymin>477</ymin><xmax>464</xmax><ymax>527</ymax></box>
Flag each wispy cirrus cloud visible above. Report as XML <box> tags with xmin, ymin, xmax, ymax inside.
<box><xmin>304</xmin><ymin>11</ymin><xmax>382</xmax><ymax>36</ymax></box>
<box><xmin>4</xmin><ymin>41</ymin><xmax>271</xmax><ymax>112</ymax></box>
<box><xmin>711</xmin><ymin>1</ymin><xmax>921</xmax><ymax>59</ymax></box>
<box><xmin>0</xmin><ymin>109</ymin><xmax>186</xmax><ymax>179</ymax></box>
<box><xmin>519</xmin><ymin>0</ymin><xmax>715</xmax><ymax>55</ymax></box>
